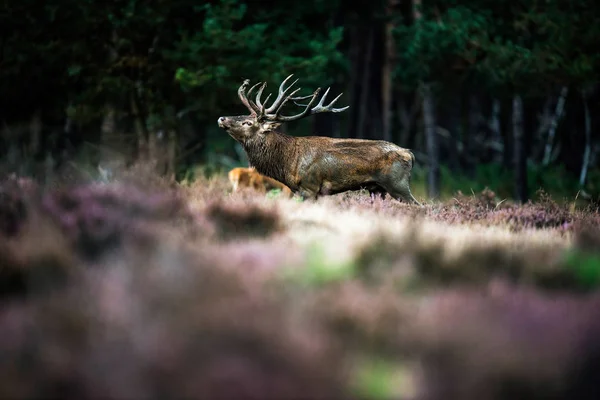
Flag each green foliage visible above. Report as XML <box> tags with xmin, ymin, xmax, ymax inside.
<box><xmin>353</xmin><ymin>358</ymin><xmax>403</xmax><ymax>400</ymax></box>
<box><xmin>394</xmin><ymin>6</ymin><xmax>491</xmax><ymax>87</ymax></box>
<box><xmin>563</xmin><ymin>250</ymin><xmax>600</xmax><ymax>290</ymax></box>
<box><xmin>2</xmin><ymin>0</ymin><xmax>599</xmax><ymax>199</ymax></box>
<box><xmin>410</xmin><ymin>162</ymin><xmax>597</xmax><ymax>202</ymax></box>
<box><xmin>171</xmin><ymin>0</ymin><xmax>347</xmax><ymax>117</ymax></box>
<box><xmin>266</xmin><ymin>189</ymin><xmax>284</xmax><ymax>199</ymax></box>
<box><xmin>394</xmin><ymin>0</ymin><xmax>600</xmax><ymax>93</ymax></box>
<box><xmin>283</xmin><ymin>244</ymin><xmax>355</xmax><ymax>287</ymax></box>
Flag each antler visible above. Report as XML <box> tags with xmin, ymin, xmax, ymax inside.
<box><xmin>238</xmin><ymin>75</ymin><xmax>349</xmax><ymax>122</ymax></box>
<box><xmin>237</xmin><ymin>79</ymin><xmax>260</xmax><ymax>116</ymax></box>
<box><xmin>281</xmin><ymin>86</ymin><xmax>349</xmax><ymax>121</ymax></box>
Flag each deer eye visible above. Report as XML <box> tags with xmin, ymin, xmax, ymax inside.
<box><xmin>242</xmin><ymin>121</ymin><xmax>252</xmax><ymax>126</ymax></box>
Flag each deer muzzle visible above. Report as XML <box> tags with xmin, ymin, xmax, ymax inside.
<box><xmin>217</xmin><ymin>116</ymin><xmax>228</xmax><ymax>128</ymax></box>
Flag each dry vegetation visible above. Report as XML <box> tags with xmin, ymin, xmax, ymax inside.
<box><xmin>1</xmin><ymin>165</ymin><xmax>600</xmax><ymax>400</ymax></box>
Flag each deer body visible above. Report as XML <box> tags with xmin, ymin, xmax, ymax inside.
<box><xmin>218</xmin><ymin>75</ymin><xmax>421</xmax><ymax>205</ymax></box>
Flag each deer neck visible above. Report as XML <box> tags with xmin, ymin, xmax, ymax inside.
<box><xmin>243</xmin><ymin>130</ymin><xmax>295</xmax><ymax>185</ymax></box>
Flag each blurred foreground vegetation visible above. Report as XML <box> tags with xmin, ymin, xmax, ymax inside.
<box><xmin>1</xmin><ymin>167</ymin><xmax>600</xmax><ymax>399</ymax></box>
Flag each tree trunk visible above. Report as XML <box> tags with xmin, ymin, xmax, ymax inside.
<box><xmin>533</xmin><ymin>97</ymin><xmax>552</xmax><ymax>160</ymax></box>
<box><xmin>542</xmin><ymin>86</ymin><xmax>568</xmax><ymax>166</ymax></box>
<box><xmin>512</xmin><ymin>94</ymin><xmax>527</xmax><ymax>203</ymax></box>
<box><xmin>167</xmin><ymin>129</ymin><xmax>177</xmax><ymax>182</ymax></box>
<box><xmin>579</xmin><ymin>91</ymin><xmax>591</xmax><ymax>188</ymax></box>
<box><xmin>413</xmin><ymin>0</ymin><xmax>438</xmax><ymax>198</ymax></box>
<box><xmin>347</xmin><ymin>25</ymin><xmax>361</xmax><ymax>139</ymax></box>
<box><xmin>148</xmin><ymin>124</ymin><xmax>158</xmax><ymax>163</ymax></box>
<box><xmin>356</xmin><ymin>27</ymin><xmax>374</xmax><ymax>139</ymax></box>
<box><xmin>102</xmin><ymin>29</ymin><xmax>119</xmax><ymax>149</ymax></box>
<box><xmin>44</xmin><ymin>152</ymin><xmax>54</xmax><ymax>185</ymax></box>
<box><xmin>398</xmin><ymin>91</ymin><xmax>420</xmax><ymax>147</ymax></box>
<box><xmin>131</xmin><ymin>88</ymin><xmax>149</xmax><ymax>162</ymax></box>
<box><xmin>489</xmin><ymin>98</ymin><xmax>501</xmax><ymax>139</ymax></box>
<box><xmin>100</xmin><ymin>106</ymin><xmax>116</xmax><ymax>145</ymax></box>
<box><xmin>466</xmin><ymin>93</ymin><xmax>479</xmax><ymax>175</ymax></box>
<box><xmin>29</xmin><ymin>110</ymin><xmax>41</xmax><ymax>159</ymax></box>
<box><xmin>489</xmin><ymin>98</ymin><xmax>503</xmax><ymax>164</ymax></box>
<box><xmin>382</xmin><ymin>0</ymin><xmax>397</xmax><ymax>143</ymax></box>
<box><xmin>421</xmin><ymin>83</ymin><xmax>439</xmax><ymax>198</ymax></box>
<box><xmin>445</xmin><ymin>94</ymin><xmax>461</xmax><ymax>170</ymax></box>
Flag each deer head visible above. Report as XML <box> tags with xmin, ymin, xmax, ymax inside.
<box><xmin>217</xmin><ymin>75</ymin><xmax>349</xmax><ymax>143</ymax></box>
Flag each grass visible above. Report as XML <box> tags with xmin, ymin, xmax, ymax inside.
<box><xmin>1</xmin><ymin>166</ymin><xmax>600</xmax><ymax>399</ymax></box>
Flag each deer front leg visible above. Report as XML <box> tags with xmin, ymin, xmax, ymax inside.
<box><xmin>296</xmin><ymin>187</ymin><xmax>318</xmax><ymax>201</ymax></box>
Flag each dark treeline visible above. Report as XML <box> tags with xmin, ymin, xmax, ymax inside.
<box><xmin>1</xmin><ymin>0</ymin><xmax>599</xmax><ymax>201</ymax></box>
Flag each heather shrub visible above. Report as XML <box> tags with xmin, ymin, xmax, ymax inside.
<box><xmin>421</xmin><ymin>189</ymin><xmax>579</xmax><ymax>234</ymax></box>
<box><xmin>0</xmin><ymin>177</ymin><xmax>197</xmax><ymax>296</ymax></box>
<box><xmin>0</xmin><ymin>175</ymin><xmax>39</xmax><ymax>237</ymax></box>
<box><xmin>184</xmin><ymin>173</ymin><xmax>236</xmax><ymax>206</ymax></box>
<box><xmin>0</xmin><ymin>219</ymin><xmax>76</xmax><ymax>299</ymax></box>
<box><xmin>107</xmin><ymin>161</ymin><xmax>178</xmax><ymax>191</ymax></box>
<box><xmin>0</xmin><ymin>244</ymin><xmax>353</xmax><ymax>400</ymax></box>
<box><xmin>309</xmin><ymin>280</ymin><xmax>414</xmax><ymax>354</ymax></box>
<box><xmin>353</xmin><ymin>233</ymin><xmax>420</xmax><ymax>289</ymax></box>
<box><xmin>571</xmin><ymin>218</ymin><xmax>600</xmax><ymax>253</ymax></box>
<box><xmin>353</xmin><ymin>225</ymin><xmax>579</xmax><ymax>291</ymax></box>
<box><xmin>2</xmin><ymin>169</ymin><xmax>600</xmax><ymax>400</ymax></box>
<box><xmin>453</xmin><ymin>187</ymin><xmax>502</xmax><ymax>209</ymax></box>
<box><xmin>205</xmin><ymin>199</ymin><xmax>282</xmax><ymax>241</ymax></box>
<box><xmin>319</xmin><ymin>190</ymin><xmax>415</xmax><ymax>218</ymax></box>
<box><xmin>411</xmin><ymin>285</ymin><xmax>600</xmax><ymax>400</ymax></box>
<box><xmin>40</xmin><ymin>182</ymin><xmax>193</xmax><ymax>260</ymax></box>
<box><xmin>490</xmin><ymin>204</ymin><xmax>572</xmax><ymax>232</ymax></box>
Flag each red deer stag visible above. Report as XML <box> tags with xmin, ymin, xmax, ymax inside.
<box><xmin>217</xmin><ymin>75</ymin><xmax>421</xmax><ymax>205</ymax></box>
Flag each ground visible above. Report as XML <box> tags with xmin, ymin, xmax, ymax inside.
<box><xmin>1</xmin><ymin>165</ymin><xmax>599</xmax><ymax>400</ymax></box>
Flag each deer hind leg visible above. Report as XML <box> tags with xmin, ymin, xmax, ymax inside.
<box><xmin>377</xmin><ymin>162</ymin><xmax>422</xmax><ymax>206</ymax></box>
<box><xmin>380</xmin><ymin>184</ymin><xmax>421</xmax><ymax>205</ymax></box>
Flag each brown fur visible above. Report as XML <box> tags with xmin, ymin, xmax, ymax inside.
<box><xmin>228</xmin><ymin>167</ymin><xmax>293</xmax><ymax>197</ymax></box>
<box><xmin>217</xmin><ymin>77</ymin><xmax>421</xmax><ymax>205</ymax></box>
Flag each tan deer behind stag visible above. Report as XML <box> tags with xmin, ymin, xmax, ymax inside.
<box><xmin>228</xmin><ymin>167</ymin><xmax>293</xmax><ymax>197</ymax></box>
<box><xmin>218</xmin><ymin>75</ymin><xmax>421</xmax><ymax>205</ymax></box>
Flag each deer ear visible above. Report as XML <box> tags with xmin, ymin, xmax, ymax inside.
<box><xmin>262</xmin><ymin>121</ymin><xmax>281</xmax><ymax>132</ymax></box>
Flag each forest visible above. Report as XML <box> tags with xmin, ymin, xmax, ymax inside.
<box><xmin>2</xmin><ymin>0</ymin><xmax>599</xmax><ymax>201</ymax></box>
<box><xmin>1</xmin><ymin>0</ymin><xmax>600</xmax><ymax>399</ymax></box>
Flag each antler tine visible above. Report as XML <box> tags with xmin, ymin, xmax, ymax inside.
<box><xmin>291</xmin><ymin>94</ymin><xmax>315</xmax><ymax>104</ymax></box>
<box><xmin>274</xmin><ymin>88</ymin><xmax>323</xmax><ymax>122</ymax></box>
<box><xmin>265</xmin><ymin>74</ymin><xmax>299</xmax><ymax>114</ymax></box>
<box><xmin>237</xmin><ymin>79</ymin><xmax>260</xmax><ymax>116</ymax></box>
<box><xmin>273</xmin><ymin>87</ymin><xmax>303</xmax><ymax>117</ymax></box>
<box><xmin>255</xmin><ymin>82</ymin><xmax>270</xmax><ymax>116</ymax></box>
<box><xmin>293</xmin><ymin>87</ymin><xmax>329</xmax><ymax>107</ymax></box>
<box><xmin>247</xmin><ymin>82</ymin><xmax>263</xmax><ymax>110</ymax></box>
<box><xmin>247</xmin><ymin>82</ymin><xmax>262</xmax><ymax>98</ymax></box>
<box><xmin>257</xmin><ymin>93</ymin><xmax>272</xmax><ymax>118</ymax></box>
<box><xmin>293</xmin><ymin>87</ymin><xmax>349</xmax><ymax>113</ymax></box>
<box><xmin>319</xmin><ymin>90</ymin><xmax>349</xmax><ymax>113</ymax></box>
